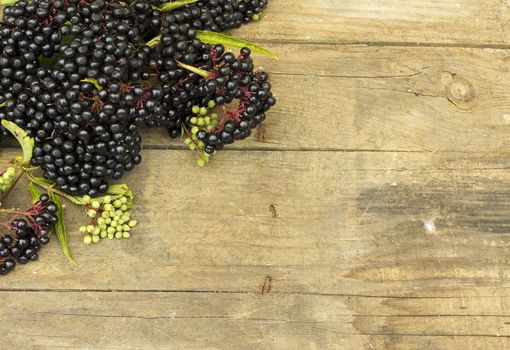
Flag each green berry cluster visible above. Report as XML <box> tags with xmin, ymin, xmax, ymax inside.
<box><xmin>0</xmin><ymin>167</ymin><xmax>16</xmax><ymax>192</ymax></box>
<box><xmin>184</xmin><ymin>100</ymin><xmax>218</xmax><ymax>167</ymax></box>
<box><xmin>79</xmin><ymin>195</ymin><xmax>137</xmax><ymax>244</ymax></box>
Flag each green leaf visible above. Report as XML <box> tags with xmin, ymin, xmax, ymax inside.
<box><xmin>50</xmin><ymin>193</ymin><xmax>78</xmax><ymax>266</ymax></box>
<box><xmin>1</xmin><ymin>120</ymin><xmax>34</xmax><ymax>166</ymax></box>
<box><xmin>0</xmin><ymin>0</ymin><xmax>17</xmax><ymax>5</ymax></box>
<box><xmin>152</xmin><ymin>0</ymin><xmax>198</xmax><ymax>12</ymax></box>
<box><xmin>176</xmin><ymin>61</ymin><xmax>210</xmax><ymax>78</ymax></box>
<box><xmin>80</xmin><ymin>78</ymin><xmax>103</xmax><ymax>91</ymax></box>
<box><xmin>146</xmin><ymin>34</ymin><xmax>161</xmax><ymax>47</ymax></box>
<box><xmin>28</xmin><ymin>183</ymin><xmax>42</xmax><ymax>204</ymax></box>
<box><xmin>196</xmin><ymin>30</ymin><xmax>278</xmax><ymax>59</ymax></box>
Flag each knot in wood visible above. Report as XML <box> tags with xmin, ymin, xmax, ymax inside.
<box><xmin>446</xmin><ymin>78</ymin><xmax>475</xmax><ymax>102</ymax></box>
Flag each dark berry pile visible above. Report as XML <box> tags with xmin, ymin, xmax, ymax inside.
<box><xmin>0</xmin><ymin>193</ymin><xmax>56</xmax><ymax>276</ymax></box>
<box><xmin>0</xmin><ymin>0</ymin><xmax>275</xmax><ymax>196</ymax></box>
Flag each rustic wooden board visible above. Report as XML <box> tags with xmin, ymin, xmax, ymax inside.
<box><xmin>0</xmin><ymin>149</ymin><xmax>508</xmax><ymax>295</ymax></box>
<box><xmin>3</xmin><ymin>1</ymin><xmax>510</xmax><ymax>46</ymax></box>
<box><xmin>0</xmin><ymin>149</ymin><xmax>509</xmax><ymax>348</ymax></box>
<box><xmin>2</xmin><ymin>291</ymin><xmax>510</xmax><ymax>349</ymax></box>
<box><xmin>142</xmin><ymin>44</ymin><xmax>510</xmax><ymax>152</ymax></box>
<box><xmin>235</xmin><ymin>0</ymin><xmax>510</xmax><ymax>46</ymax></box>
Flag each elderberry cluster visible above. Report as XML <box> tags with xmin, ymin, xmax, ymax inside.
<box><xmin>0</xmin><ymin>193</ymin><xmax>56</xmax><ymax>276</ymax></box>
<box><xmin>0</xmin><ymin>0</ymin><xmax>274</xmax><ymax>197</ymax></box>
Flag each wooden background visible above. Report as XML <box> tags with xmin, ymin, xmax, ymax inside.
<box><xmin>1</xmin><ymin>1</ymin><xmax>510</xmax><ymax>349</ymax></box>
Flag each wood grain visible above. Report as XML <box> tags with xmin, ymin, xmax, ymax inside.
<box><xmin>141</xmin><ymin>44</ymin><xmax>510</xmax><ymax>152</ymax></box>
<box><xmin>235</xmin><ymin>0</ymin><xmax>510</xmax><ymax>47</ymax></box>
<box><xmin>2</xmin><ymin>291</ymin><xmax>510</xmax><ymax>349</ymax></box>
<box><xmin>0</xmin><ymin>149</ymin><xmax>508</xmax><ymax>298</ymax></box>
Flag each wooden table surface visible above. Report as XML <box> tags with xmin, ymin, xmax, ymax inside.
<box><xmin>1</xmin><ymin>1</ymin><xmax>510</xmax><ymax>349</ymax></box>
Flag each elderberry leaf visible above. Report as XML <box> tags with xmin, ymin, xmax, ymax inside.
<box><xmin>29</xmin><ymin>175</ymin><xmax>54</xmax><ymax>187</ymax></box>
<box><xmin>50</xmin><ymin>193</ymin><xmax>78</xmax><ymax>266</ymax></box>
<box><xmin>175</xmin><ymin>61</ymin><xmax>210</xmax><ymax>78</ymax></box>
<box><xmin>1</xmin><ymin>120</ymin><xmax>34</xmax><ymax>166</ymax></box>
<box><xmin>145</xmin><ymin>34</ymin><xmax>161</xmax><ymax>47</ymax></box>
<box><xmin>80</xmin><ymin>78</ymin><xmax>103</xmax><ymax>91</ymax></box>
<box><xmin>196</xmin><ymin>30</ymin><xmax>279</xmax><ymax>59</ymax></box>
<box><xmin>152</xmin><ymin>0</ymin><xmax>198</xmax><ymax>12</ymax></box>
<box><xmin>28</xmin><ymin>183</ymin><xmax>42</xmax><ymax>204</ymax></box>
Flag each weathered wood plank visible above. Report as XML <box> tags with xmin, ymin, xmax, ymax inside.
<box><xmin>140</xmin><ymin>44</ymin><xmax>510</xmax><ymax>152</ymax></box>
<box><xmin>1</xmin><ymin>40</ymin><xmax>509</xmax><ymax>153</ymax></box>
<box><xmin>0</xmin><ymin>149</ymin><xmax>508</xmax><ymax>298</ymax></box>
<box><xmin>1</xmin><ymin>291</ymin><xmax>510</xmax><ymax>349</ymax></box>
<box><xmin>3</xmin><ymin>1</ymin><xmax>510</xmax><ymax>46</ymax></box>
<box><xmin>235</xmin><ymin>0</ymin><xmax>510</xmax><ymax>46</ymax></box>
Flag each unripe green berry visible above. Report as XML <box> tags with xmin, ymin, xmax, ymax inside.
<box><xmin>115</xmin><ymin>232</ymin><xmax>122</xmax><ymax>239</ymax></box>
<box><xmin>83</xmin><ymin>235</ymin><xmax>92</xmax><ymax>244</ymax></box>
<box><xmin>192</xmin><ymin>105</ymin><xmax>200</xmax><ymax>114</ymax></box>
<box><xmin>91</xmin><ymin>201</ymin><xmax>101</xmax><ymax>209</ymax></box>
<box><xmin>197</xmin><ymin>158</ymin><xmax>205</xmax><ymax>167</ymax></box>
<box><xmin>79</xmin><ymin>226</ymin><xmax>87</xmax><ymax>234</ymax></box>
<box><xmin>93</xmin><ymin>227</ymin><xmax>101</xmax><ymax>235</ymax></box>
<box><xmin>107</xmin><ymin>227</ymin><xmax>116</xmax><ymax>235</ymax></box>
<box><xmin>82</xmin><ymin>195</ymin><xmax>91</xmax><ymax>204</ymax></box>
<box><xmin>103</xmin><ymin>195</ymin><xmax>112</xmax><ymax>204</ymax></box>
<box><xmin>208</xmin><ymin>100</ymin><xmax>216</xmax><ymax>109</ymax></box>
<box><xmin>128</xmin><ymin>220</ymin><xmax>137</xmax><ymax>227</ymax></box>
<box><xmin>199</xmin><ymin>107</ymin><xmax>207</xmax><ymax>115</ymax></box>
<box><xmin>87</xmin><ymin>209</ymin><xmax>97</xmax><ymax>217</ymax></box>
<box><xmin>113</xmin><ymin>200</ymin><xmax>122</xmax><ymax>208</ymax></box>
<box><xmin>101</xmin><ymin>211</ymin><xmax>110</xmax><ymax>219</ymax></box>
<box><xmin>86</xmin><ymin>225</ymin><xmax>94</xmax><ymax>233</ymax></box>
<box><xmin>110</xmin><ymin>220</ymin><xmax>118</xmax><ymax>227</ymax></box>
<box><xmin>122</xmin><ymin>232</ymin><xmax>130</xmax><ymax>238</ymax></box>
<box><xmin>190</xmin><ymin>117</ymin><xmax>198</xmax><ymax>124</ymax></box>
<box><xmin>120</xmin><ymin>204</ymin><xmax>128</xmax><ymax>212</ymax></box>
<box><xmin>92</xmin><ymin>235</ymin><xmax>100</xmax><ymax>243</ymax></box>
<box><xmin>123</xmin><ymin>224</ymin><xmax>131</xmax><ymax>231</ymax></box>
<box><xmin>104</xmin><ymin>203</ymin><xmax>114</xmax><ymax>212</ymax></box>
<box><xmin>107</xmin><ymin>233</ymin><xmax>114</xmax><ymax>240</ymax></box>
<box><xmin>100</xmin><ymin>231</ymin><xmax>107</xmax><ymax>239</ymax></box>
